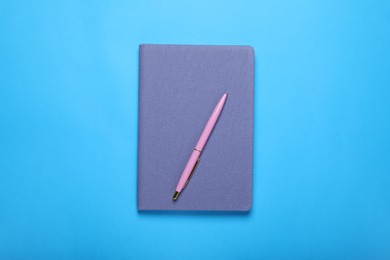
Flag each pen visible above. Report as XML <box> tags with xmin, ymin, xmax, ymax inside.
<box><xmin>173</xmin><ymin>92</ymin><xmax>228</xmax><ymax>201</ymax></box>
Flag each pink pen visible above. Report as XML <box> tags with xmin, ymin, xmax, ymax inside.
<box><xmin>173</xmin><ymin>92</ymin><xmax>228</xmax><ymax>201</ymax></box>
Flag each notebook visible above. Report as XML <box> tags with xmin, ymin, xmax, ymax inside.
<box><xmin>137</xmin><ymin>44</ymin><xmax>254</xmax><ymax>211</ymax></box>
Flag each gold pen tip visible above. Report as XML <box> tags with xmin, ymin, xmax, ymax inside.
<box><xmin>173</xmin><ymin>191</ymin><xmax>180</xmax><ymax>201</ymax></box>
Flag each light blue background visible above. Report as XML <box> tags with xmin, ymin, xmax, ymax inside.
<box><xmin>1</xmin><ymin>0</ymin><xmax>389</xmax><ymax>259</ymax></box>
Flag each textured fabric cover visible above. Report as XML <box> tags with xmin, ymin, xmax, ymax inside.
<box><xmin>138</xmin><ymin>44</ymin><xmax>254</xmax><ymax>211</ymax></box>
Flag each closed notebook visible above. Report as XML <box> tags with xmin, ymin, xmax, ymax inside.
<box><xmin>137</xmin><ymin>44</ymin><xmax>254</xmax><ymax>211</ymax></box>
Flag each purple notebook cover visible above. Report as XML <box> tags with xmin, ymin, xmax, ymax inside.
<box><xmin>138</xmin><ymin>44</ymin><xmax>254</xmax><ymax>211</ymax></box>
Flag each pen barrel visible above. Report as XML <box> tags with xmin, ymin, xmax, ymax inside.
<box><xmin>195</xmin><ymin>93</ymin><xmax>227</xmax><ymax>151</ymax></box>
<box><xmin>176</xmin><ymin>149</ymin><xmax>201</xmax><ymax>192</ymax></box>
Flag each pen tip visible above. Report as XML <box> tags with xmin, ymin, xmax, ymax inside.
<box><xmin>225</xmin><ymin>92</ymin><xmax>228</xmax><ymax>96</ymax></box>
<box><xmin>173</xmin><ymin>191</ymin><xmax>180</xmax><ymax>201</ymax></box>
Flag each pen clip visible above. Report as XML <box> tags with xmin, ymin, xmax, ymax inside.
<box><xmin>184</xmin><ymin>157</ymin><xmax>200</xmax><ymax>188</ymax></box>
